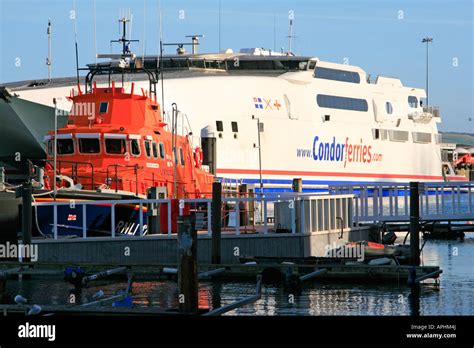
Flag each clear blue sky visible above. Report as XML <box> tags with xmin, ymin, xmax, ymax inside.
<box><xmin>0</xmin><ymin>0</ymin><xmax>472</xmax><ymax>132</ymax></box>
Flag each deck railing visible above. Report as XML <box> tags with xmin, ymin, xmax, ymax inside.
<box><xmin>31</xmin><ymin>192</ymin><xmax>355</xmax><ymax>239</ymax></box>
<box><xmin>329</xmin><ymin>182</ymin><xmax>474</xmax><ymax>223</ymax></box>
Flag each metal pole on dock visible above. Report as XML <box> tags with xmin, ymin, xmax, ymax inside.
<box><xmin>211</xmin><ymin>182</ymin><xmax>222</xmax><ymax>264</ymax></box>
<box><xmin>21</xmin><ymin>181</ymin><xmax>33</xmax><ymax>263</ymax></box>
<box><xmin>147</xmin><ymin>187</ymin><xmax>161</xmax><ymax>234</ymax></box>
<box><xmin>409</xmin><ymin>182</ymin><xmax>420</xmax><ymax>266</ymax></box>
<box><xmin>177</xmin><ymin>214</ymin><xmax>198</xmax><ymax>313</ymax></box>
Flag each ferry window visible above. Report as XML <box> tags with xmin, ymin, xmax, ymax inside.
<box><xmin>316</xmin><ymin>94</ymin><xmax>368</xmax><ymax>112</ymax></box>
<box><xmin>231</xmin><ymin>121</ymin><xmax>238</xmax><ymax>132</ymax></box>
<box><xmin>57</xmin><ymin>139</ymin><xmax>74</xmax><ymax>155</ymax></box>
<box><xmin>152</xmin><ymin>142</ymin><xmax>158</xmax><ymax>159</ymax></box>
<box><xmin>105</xmin><ymin>139</ymin><xmax>126</xmax><ymax>155</ymax></box>
<box><xmin>373</xmin><ymin>129</ymin><xmax>380</xmax><ymax>140</ymax></box>
<box><xmin>216</xmin><ymin>121</ymin><xmax>224</xmax><ymax>132</ymax></box>
<box><xmin>308</xmin><ymin>61</ymin><xmax>316</xmax><ymax>70</ymax></box>
<box><xmin>298</xmin><ymin>61</ymin><xmax>308</xmax><ymax>70</ymax></box>
<box><xmin>408</xmin><ymin>96</ymin><xmax>418</xmax><ymax>108</ymax></box>
<box><xmin>385</xmin><ymin>102</ymin><xmax>393</xmax><ymax>114</ymax></box>
<box><xmin>79</xmin><ymin>139</ymin><xmax>100</xmax><ymax>154</ymax></box>
<box><xmin>99</xmin><ymin>102</ymin><xmax>108</xmax><ymax>113</ymax></box>
<box><xmin>144</xmin><ymin>140</ymin><xmax>151</xmax><ymax>158</ymax></box>
<box><xmin>130</xmin><ymin>139</ymin><xmax>141</xmax><ymax>156</ymax></box>
<box><xmin>179</xmin><ymin>148</ymin><xmax>185</xmax><ymax>166</ymax></box>
<box><xmin>314</xmin><ymin>67</ymin><xmax>360</xmax><ymax>84</ymax></box>
<box><xmin>159</xmin><ymin>143</ymin><xmax>165</xmax><ymax>159</ymax></box>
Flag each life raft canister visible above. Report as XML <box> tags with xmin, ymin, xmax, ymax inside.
<box><xmin>194</xmin><ymin>147</ymin><xmax>203</xmax><ymax>168</ymax></box>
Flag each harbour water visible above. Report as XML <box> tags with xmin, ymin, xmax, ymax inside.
<box><xmin>4</xmin><ymin>235</ymin><xmax>473</xmax><ymax>316</ymax></box>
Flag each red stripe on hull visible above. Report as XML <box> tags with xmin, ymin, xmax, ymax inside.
<box><xmin>216</xmin><ymin>168</ymin><xmax>468</xmax><ymax>181</ymax></box>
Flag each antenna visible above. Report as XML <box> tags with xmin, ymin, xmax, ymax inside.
<box><xmin>273</xmin><ymin>12</ymin><xmax>276</xmax><ymax>52</ymax></box>
<box><xmin>158</xmin><ymin>0</ymin><xmax>165</xmax><ymax>120</ymax></box>
<box><xmin>93</xmin><ymin>0</ymin><xmax>97</xmax><ymax>64</ymax></box>
<box><xmin>287</xmin><ymin>18</ymin><xmax>294</xmax><ymax>53</ymax></box>
<box><xmin>142</xmin><ymin>0</ymin><xmax>146</xmax><ymax>61</ymax></box>
<box><xmin>72</xmin><ymin>0</ymin><xmax>80</xmax><ymax>85</ymax></box>
<box><xmin>46</xmin><ymin>18</ymin><xmax>52</xmax><ymax>83</ymax></box>
<box><xmin>110</xmin><ymin>14</ymin><xmax>139</xmax><ymax>56</ymax></box>
<box><xmin>218</xmin><ymin>0</ymin><xmax>221</xmax><ymax>52</ymax></box>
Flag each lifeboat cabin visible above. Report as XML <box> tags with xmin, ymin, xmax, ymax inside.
<box><xmin>43</xmin><ymin>81</ymin><xmax>213</xmax><ymax>199</ymax></box>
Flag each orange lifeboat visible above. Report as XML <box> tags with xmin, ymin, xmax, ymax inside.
<box><xmin>44</xmin><ymin>81</ymin><xmax>213</xmax><ymax>199</ymax></box>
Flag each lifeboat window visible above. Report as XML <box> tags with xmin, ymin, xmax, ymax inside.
<box><xmin>130</xmin><ymin>139</ymin><xmax>141</xmax><ymax>156</ymax></box>
<box><xmin>216</xmin><ymin>121</ymin><xmax>224</xmax><ymax>132</ymax></box>
<box><xmin>57</xmin><ymin>139</ymin><xmax>74</xmax><ymax>155</ymax></box>
<box><xmin>99</xmin><ymin>102</ymin><xmax>108</xmax><ymax>113</ymax></box>
<box><xmin>152</xmin><ymin>142</ymin><xmax>158</xmax><ymax>159</ymax></box>
<box><xmin>159</xmin><ymin>143</ymin><xmax>165</xmax><ymax>159</ymax></box>
<box><xmin>105</xmin><ymin>139</ymin><xmax>126</xmax><ymax>155</ymax></box>
<box><xmin>144</xmin><ymin>140</ymin><xmax>151</xmax><ymax>158</ymax></box>
<box><xmin>79</xmin><ymin>138</ymin><xmax>100</xmax><ymax>154</ymax></box>
<box><xmin>179</xmin><ymin>148</ymin><xmax>185</xmax><ymax>166</ymax></box>
<box><xmin>48</xmin><ymin>139</ymin><xmax>74</xmax><ymax>156</ymax></box>
<box><xmin>231</xmin><ymin>121</ymin><xmax>238</xmax><ymax>132</ymax></box>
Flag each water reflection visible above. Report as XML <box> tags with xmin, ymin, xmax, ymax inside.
<box><xmin>3</xmin><ymin>237</ymin><xmax>473</xmax><ymax>316</ymax></box>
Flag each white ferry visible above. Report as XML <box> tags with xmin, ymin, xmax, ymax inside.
<box><xmin>0</xmin><ymin>42</ymin><xmax>466</xmax><ymax>191</ymax></box>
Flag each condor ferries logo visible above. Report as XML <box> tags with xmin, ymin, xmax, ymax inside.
<box><xmin>296</xmin><ymin>135</ymin><xmax>383</xmax><ymax>167</ymax></box>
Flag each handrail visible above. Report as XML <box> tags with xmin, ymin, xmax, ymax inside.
<box><xmin>106</xmin><ymin>164</ymin><xmax>141</xmax><ymax>195</ymax></box>
<box><xmin>43</xmin><ymin>159</ymin><xmax>95</xmax><ymax>189</ymax></box>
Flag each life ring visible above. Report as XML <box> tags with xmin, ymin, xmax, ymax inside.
<box><xmin>194</xmin><ymin>147</ymin><xmax>203</xmax><ymax>168</ymax></box>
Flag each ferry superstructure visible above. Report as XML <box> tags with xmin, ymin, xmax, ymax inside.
<box><xmin>0</xmin><ymin>49</ymin><xmax>465</xmax><ymax>191</ymax></box>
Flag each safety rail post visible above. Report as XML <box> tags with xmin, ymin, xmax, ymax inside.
<box><xmin>111</xmin><ymin>203</ymin><xmax>116</xmax><ymax>238</ymax></box>
<box><xmin>235</xmin><ymin>202</ymin><xmax>240</xmax><ymax>235</ymax></box>
<box><xmin>53</xmin><ymin>204</ymin><xmax>58</xmax><ymax>239</ymax></box>
<box><xmin>290</xmin><ymin>199</ymin><xmax>296</xmax><ymax>234</ymax></box>
<box><xmin>177</xmin><ymin>212</ymin><xmax>198</xmax><ymax>313</ymax></box>
<box><xmin>410</xmin><ymin>182</ymin><xmax>421</xmax><ymax>266</ymax></box>
<box><xmin>211</xmin><ymin>182</ymin><xmax>222</xmax><ymax>264</ymax></box>
<box><xmin>207</xmin><ymin>200</ymin><xmax>212</xmax><ymax>236</ymax></box>
<box><xmin>167</xmin><ymin>201</ymin><xmax>172</xmax><ymax>238</ymax></box>
<box><xmin>82</xmin><ymin>204</ymin><xmax>87</xmax><ymax>238</ymax></box>
<box><xmin>263</xmin><ymin>198</ymin><xmax>268</xmax><ymax>234</ymax></box>
<box><xmin>139</xmin><ymin>202</ymin><xmax>144</xmax><ymax>236</ymax></box>
<box><xmin>20</xmin><ymin>181</ymin><xmax>32</xmax><ymax>262</ymax></box>
<box><xmin>300</xmin><ymin>198</ymin><xmax>306</xmax><ymax>233</ymax></box>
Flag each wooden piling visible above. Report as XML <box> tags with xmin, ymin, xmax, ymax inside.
<box><xmin>292</xmin><ymin>178</ymin><xmax>302</xmax><ymax>193</ymax></box>
<box><xmin>409</xmin><ymin>182</ymin><xmax>420</xmax><ymax>266</ymax></box>
<box><xmin>211</xmin><ymin>182</ymin><xmax>222</xmax><ymax>264</ymax></box>
<box><xmin>177</xmin><ymin>214</ymin><xmax>198</xmax><ymax>313</ymax></box>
